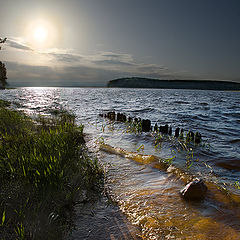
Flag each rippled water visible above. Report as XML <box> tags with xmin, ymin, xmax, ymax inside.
<box><xmin>1</xmin><ymin>87</ymin><xmax>240</xmax><ymax>239</ymax></box>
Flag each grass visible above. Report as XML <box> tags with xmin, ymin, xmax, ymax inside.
<box><xmin>0</xmin><ymin>100</ymin><xmax>103</xmax><ymax>239</ymax></box>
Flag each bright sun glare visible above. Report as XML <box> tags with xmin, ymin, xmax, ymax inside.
<box><xmin>26</xmin><ymin>19</ymin><xmax>57</xmax><ymax>49</ymax></box>
<box><xmin>34</xmin><ymin>26</ymin><xmax>48</xmax><ymax>42</ymax></box>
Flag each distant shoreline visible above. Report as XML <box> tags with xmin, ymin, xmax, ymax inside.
<box><xmin>107</xmin><ymin>77</ymin><xmax>240</xmax><ymax>91</ymax></box>
<box><xmin>4</xmin><ymin>77</ymin><xmax>240</xmax><ymax>90</ymax></box>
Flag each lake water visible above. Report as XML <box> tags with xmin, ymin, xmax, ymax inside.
<box><xmin>1</xmin><ymin>87</ymin><xmax>240</xmax><ymax>239</ymax></box>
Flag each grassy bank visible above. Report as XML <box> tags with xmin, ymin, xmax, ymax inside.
<box><xmin>0</xmin><ymin>100</ymin><xmax>103</xmax><ymax>239</ymax></box>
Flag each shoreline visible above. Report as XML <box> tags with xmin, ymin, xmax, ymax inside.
<box><xmin>0</xmin><ymin>98</ymin><xmax>141</xmax><ymax>240</ymax></box>
<box><xmin>0</xmin><ymin>99</ymin><xmax>105</xmax><ymax>239</ymax></box>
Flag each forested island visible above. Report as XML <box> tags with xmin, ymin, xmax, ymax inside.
<box><xmin>107</xmin><ymin>77</ymin><xmax>240</xmax><ymax>90</ymax></box>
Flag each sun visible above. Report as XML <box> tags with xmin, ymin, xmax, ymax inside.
<box><xmin>34</xmin><ymin>26</ymin><xmax>48</xmax><ymax>42</ymax></box>
<box><xmin>26</xmin><ymin>19</ymin><xmax>57</xmax><ymax>49</ymax></box>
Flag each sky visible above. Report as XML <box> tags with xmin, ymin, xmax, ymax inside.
<box><xmin>0</xmin><ymin>0</ymin><xmax>240</xmax><ymax>87</ymax></box>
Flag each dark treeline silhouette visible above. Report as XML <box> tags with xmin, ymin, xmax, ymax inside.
<box><xmin>0</xmin><ymin>37</ymin><xmax>7</xmax><ymax>89</ymax></box>
<box><xmin>108</xmin><ymin>77</ymin><xmax>240</xmax><ymax>91</ymax></box>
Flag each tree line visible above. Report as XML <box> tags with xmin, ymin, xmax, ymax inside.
<box><xmin>0</xmin><ymin>37</ymin><xmax>7</xmax><ymax>89</ymax></box>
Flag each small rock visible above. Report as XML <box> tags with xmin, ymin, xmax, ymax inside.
<box><xmin>180</xmin><ymin>178</ymin><xmax>207</xmax><ymax>200</ymax></box>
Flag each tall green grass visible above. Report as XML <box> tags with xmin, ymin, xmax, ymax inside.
<box><xmin>0</xmin><ymin>100</ymin><xmax>103</xmax><ymax>239</ymax></box>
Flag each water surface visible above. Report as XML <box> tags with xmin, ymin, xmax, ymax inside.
<box><xmin>1</xmin><ymin>87</ymin><xmax>240</xmax><ymax>239</ymax></box>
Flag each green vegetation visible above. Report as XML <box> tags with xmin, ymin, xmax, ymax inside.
<box><xmin>0</xmin><ymin>37</ymin><xmax>8</xmax><ymax>89</ymax></box>
<box><xmin>126</xmin><ymin>120</ymin><xmax>142</xmax><ymax>134</ymax></box>
<box><xmin>0</xmin><ymin>100</ymin><xmax>103</xmax><ymax>239</ymax></box>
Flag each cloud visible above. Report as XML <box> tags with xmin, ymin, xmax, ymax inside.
<box><xmin>42</xmin><ymin>48</ymin><xmax>82</xmax><ymax>63</ymax></box>
<box><xmin>6</xmin><ymin>38</ymin><xmax>82</xmax><ymax>64</ymax></box>
<box><xmin>92</xmin><ymin>59</ymin><xmax>134</xmax><ymax>66</ymax></box>
<box><xmin>4</xmin><ymin>39</ymin><xmax>170</xmax><ymax>77</ymax></box>
<box><xmin>50</xmin><ymin>53</ymin><xmax>81</xmax><ymax>63</ymax></box>
<box><xmin>91</xmin><ymin>51</ymin><xmax>134</xmax><ymax>66</ymax></box>
<box><xmin>7</xmin><ymin>38</ymin><xmax>33</xmax><ymax>51</ymax></box>
<box><xmin>5</xmin><ymin>60</ymin><xmax>123</xmax><ymax>86</ymax></box>
<box><xmin>5</xmin><ymin>61</ymin><xmax>57</xmax><ymax>81</ymax></box>
<box><xmin>137</xmin><ymin>64</ymin><xmax>168</xmax><ymax>73</ymax></box>
<box><xmin>88</xmin><ymin>52</ymin><xmax>172</xmax><ymax>78</ymax></box>
<box><xmin>3</xmin><ymin>38</ymin><xmax>181</xmax><ymax>86</ymax></box>
<box><xmin>5</xmin><ymin>58</ymin><xmax>173</xmax><ymax>87</ymax></box>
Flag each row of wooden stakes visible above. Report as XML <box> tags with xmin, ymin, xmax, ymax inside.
<box><xmin>100</xmin><ymin>111</ymin><xmax>202</xmax><ymax>144</ymax></box>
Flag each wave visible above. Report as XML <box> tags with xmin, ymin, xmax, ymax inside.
<box><xmin>128</xmin><ymin>107</ymin><xmax>155</xmax><ymax>113</ymax></box>
<box><xmin>173</xmin><ymin>100</ymin><xmax>190</xmax><ymax>104</ymax></box>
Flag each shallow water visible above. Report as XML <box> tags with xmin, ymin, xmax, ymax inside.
<box><xmin>1</xmin><ymin>87</ymin><xmax>240</xmax><ymax>239</ymax></box>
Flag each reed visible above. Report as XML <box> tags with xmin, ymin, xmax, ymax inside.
<box><xmin>0</xmin><ymin>100</ymin><xmax>103</xmax><ymax>239</ymax></box>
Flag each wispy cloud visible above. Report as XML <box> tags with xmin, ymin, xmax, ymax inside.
<box><xmin>92</xmin><ymin>59</ymin><xmax>134</xmax><ymax>66</ymax></box>
<box><xmin>42</xmin><ymin>48</ymin><xmax>82</xmax><ymax>63</ymax></box>
<box><xmin>7</xmin><ymin>38</ymin><xmax>33</xmax><ymax>51</ymax></box>
<box><xmin>91</xmin><ymin>51</ymin><xmax>135</xmax><ymax>66</ymax></box>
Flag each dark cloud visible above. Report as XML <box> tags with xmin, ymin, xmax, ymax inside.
<box><xmin>7</xmin><ymin>38</ymin><xmax>33</xmax><ymax>51</ymax></box>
